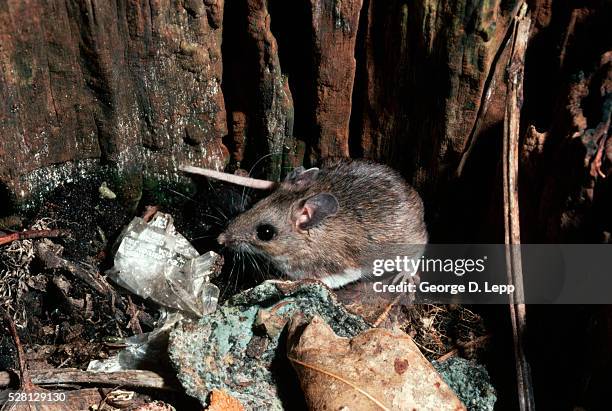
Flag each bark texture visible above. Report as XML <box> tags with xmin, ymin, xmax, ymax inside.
<box><xmin>0</xmin><ymin>0</ymin><xmax>610</xmax><ymax>244</ymax></box>
<box><xmin>0</xmin><ymin>0</ymin><xmax>227</xmax><ymax>201</ymax></box>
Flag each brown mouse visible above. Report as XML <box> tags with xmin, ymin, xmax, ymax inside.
<box><xmin>182</xmin><ymin>159</ymin><xmax>428</xmax><ymax>288</ymax></box>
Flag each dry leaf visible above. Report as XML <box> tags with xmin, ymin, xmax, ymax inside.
<box><xmin>287</xmin><ymin>314</ymin><xmax>466</xmax><ymax>411</ymax></box>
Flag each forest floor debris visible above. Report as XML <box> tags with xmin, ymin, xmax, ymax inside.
<box><xmin>1</xmin><ymin>174</ymin><xmax>496</xmax><ymax>410</ymax></box>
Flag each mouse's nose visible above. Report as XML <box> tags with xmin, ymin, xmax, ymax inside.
<box><xmin>217</xmin><ymin>233</ymin><xmax>227</xmax><ymax>245</ymax></box>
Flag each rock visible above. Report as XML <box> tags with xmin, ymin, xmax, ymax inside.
<box><xmin>169</xmin><ymin>280</ymin><xmax>497</xmax><ymax>410</ymax></box>
<box><xmin>434</xmin><ymin>357</ymin><xmax>497</xmax><ymax>411</ymax></box>
<box><xmin>168</xmin><ymin>280</ymin><xmax>370</xmax><ymax>410</ymax></box>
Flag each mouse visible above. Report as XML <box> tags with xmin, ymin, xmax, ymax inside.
<box><xmin>181</xmin><ymin>159</ymin><xmax>428</xmax><ymax>288</ymax></box>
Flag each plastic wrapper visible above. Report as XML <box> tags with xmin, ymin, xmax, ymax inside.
<box><xmin>88</xmin><ymin>311</ymin><xmax>182</xmax><ymax>372</ymax></box>
<box><xmin>107</xmin><ymin>212</ymin><xmax>220</xmax><ymax>317</ymax></box>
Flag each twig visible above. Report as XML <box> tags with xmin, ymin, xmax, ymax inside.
<box><xmin>0</xmin><ymin>229</ymin><xmax>69</xmax><ymax>246</ymax></box>
<box><xmin>436</xmin><ymin>335</ymin><xmax>491</xmax><ymax>362</ymax></box>
<box><xmin>126</xmin><ymin>296</ymin><xmax>143</xmax><ymax>335</ymax></box>
<box><xmin>502</xmin><ymin>4</ymin><xmax>535</xmax><ymax>411</ymax></box>
<box><xmin>372</xmin><ymin>293</ymin><xmax>403</xmax><ymax>327</ymax></box>
<box><xmin>1</xmin><ymin>309</ymin><xmax>34</xmax><ymax>391</ymax></box>
<box><xmin>589</xmin><ymin>116</ymin><xmax>611</xmax><ymax>178</ymax></box>
<box><xmin>36</xmin><ymin>241</ymin><xmax>116</xmax><ymax>297</ymax></box>
<box><xmin>0</xmin><ymin>369</ymin><xmax>178</xmax><ymax>391</ymax></box>
<box><xmin>142</xmin><ymin>205</ymin><xmax>160</xmax><ymax>222</ymax></box>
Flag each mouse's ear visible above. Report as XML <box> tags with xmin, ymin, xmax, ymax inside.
<box><xmin>284</xmin><ymin>167</ymin><xmax>319</xmax><ymax>189</ymax></box>
<box><xmin>293</xmin><ymin>193</ymin><xmax>339</xmax><ymax>231</ymax></box>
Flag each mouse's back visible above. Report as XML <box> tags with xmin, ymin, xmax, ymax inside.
<box><xmin>305</xmin><ymin>159</ymin><xmax>427</xmax><ymax>245</ymax></box>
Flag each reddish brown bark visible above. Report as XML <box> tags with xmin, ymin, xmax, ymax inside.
<box><xmin>310</xmin><ymin>0</ymin><xmax>363</xmax><ymax>159</ymax></box>
<box><xmin>0</xmin><ymin>0</ymin><xmax>227</xmax><ymax>200</ymax></box>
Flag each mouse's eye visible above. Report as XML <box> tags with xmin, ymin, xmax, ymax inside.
<box><xmin>256</xmin><ymin>224</ymin><xmax>277</xmax><ymax>241</ymax></box>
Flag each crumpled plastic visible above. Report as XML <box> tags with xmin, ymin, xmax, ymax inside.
<box><xmin>107</xmin><ymin>211</ymin><xmax>220</xmax><ymax>318</ymax></box>
<box><xmin>90</xmin><ymin>212</ymin><xmax>222</xmax><ymax>372</ymax></box>
<box><xmin>87</xmin><ymin>311</ymin><xmax>182</xmax><ymax>372</ymax></box>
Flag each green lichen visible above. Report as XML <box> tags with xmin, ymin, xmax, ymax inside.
<box><xmin>332</xmin><ymin>0</ymin><xmax>352</xmax><ymax>34</ymax></box>
<box><xmin>434</xmin><ymin>357</ymin><xmax>497</xmax><ymax>411</ymax></box>
<box><xmin>169</xmin><ymin>281</ymin><xmax>370</xmax><ymax>409</ymax></box>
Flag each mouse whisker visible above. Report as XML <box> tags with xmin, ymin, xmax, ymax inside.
<box><xmin>220</xmin><ymin>258</ymin><xmax>235</xmax><ymax>299</ymax></box>
<box><xmin>246</xmin><ymin>252</ymin><xmax>262</xmax><ymax>278</ymax></box>
<box><xmin>188</xmin><ymin>234</ymin><xmax>216</xmax><ymax>241</ymax></box>
<box><xmin>164</xmin><ymin>187</ymin><xmax>197</xmax><ymax>203</ymax></box>
<box><xmin>212</xmin><ymin>204</ymin><xmax>228</xmax><ymax>220</ymax></box>
<box><xmin>240</xmin><ymin>151</ymin><xmax>283</xmax><ymax>209</ymax></box>
<box><xmin>238</xmin><ymin>251</ymin><xmax>245</xmax><ymax>291</ymax></box>
<box><xmin>200</xmin><ymin>213</ymin><xmax>225</xmax><ymax>225</ymax></box>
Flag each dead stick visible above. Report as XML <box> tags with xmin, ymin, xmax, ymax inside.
<box><xmin>142</xmin><ymin>205</ymin><xmax>160</xmax><ymax>222</ymax></box>
<box><xmin>502</xmin><ymin>4</ymin><xmax>535</xmax><ymax>411</ymax></box>
<box><xmin>0</xmin><ymin>369</ymin><xmax>178</xmax><ymax>391</ymax></box>
<box><xmin>36</xmin><ymin>242</ymin><xmax>119</xmax><ymax>300</ymax></box>
<box><xmin>0</xmin><ymin>229</ymin><xmax>69</xmax><ymax>246</ymax></box>
<box><xmin>372</xmin><ymin>293</ymin><xmax>403</xmax><ymax>328</ymax></box>
<box><xmin>1</xmin><ymin>309</ymin><xmax>34</xmax><ymax>391</ymax></box>
<box><xmin>436</xmin><ymin>335</ymin><xmax>491</xmax><ymax>363</ymax></box>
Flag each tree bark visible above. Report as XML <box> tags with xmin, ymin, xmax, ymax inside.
<box><xmin>0</xmin><ymin>0</ymin><xmax>227</xmax><ymax>202</ymax></box>
<box><xmin>0</xmin><ymin>0</ymin><xmax>610</xmax><ymax>242</ymax></box>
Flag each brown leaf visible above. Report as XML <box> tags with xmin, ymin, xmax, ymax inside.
<box><xmin>287</xmin><ymin>314</ymin><xmax>466</xmax><ymax>411</ymax></box>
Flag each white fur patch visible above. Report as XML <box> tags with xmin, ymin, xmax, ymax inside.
<box><xmin>321</xmin><ymin>268</ymin><xmax>363</xmax><ymax>289</ymax></box>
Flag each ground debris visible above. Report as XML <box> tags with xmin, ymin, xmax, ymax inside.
<box><xmin>169</xmin><ymin>280</ymin><xmax>495</xmax><ymax>410</ymax></box>
<box><xmin>205</xmin><ymin>390</ymin><xmax>245</xmax><ymax>411</ymax></box>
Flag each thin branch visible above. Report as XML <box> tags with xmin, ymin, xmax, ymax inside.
<box><xmin>502</xmin><ymin>3</ymin><xmax>535</xmax><ymax>411</ymax></box>
<box><xmin>456</xmin><ymin>1</ymin><xmax>527</xmax><ymax>177</ymax></box>
<box><xmin>0</xmin><ymin>369</ymin><xmax>178</xmax><ymax>391</ymax></box>
<box><xmin>0</xmin><ymin>229</ymin><xmax>69</xmax><ymax>246</ymax></box>
<box><xmin>1</xmin><ymin>309</ymin><xmax>34</xmax><ymax>391</ymax></box>
<box><xmin>36</xmin><ymin>241</ymin><xmax>115</xmax><ymax>297</ymax></box>
<box><xmin>436</xmin><ymin>335</ymin><xmax>491</xmax><ymax>363</ymax></box>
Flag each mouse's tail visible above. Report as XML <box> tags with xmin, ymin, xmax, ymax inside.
<box><xmin>179</xmin><ymin>165</ymin><xmax>277</xmax><ymax>190</ymax></box>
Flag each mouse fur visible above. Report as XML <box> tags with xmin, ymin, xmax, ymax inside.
<box><xmin>217</xmin><ymin>159</ymin><xmax>428</xmax><ymax>288</ymax></box>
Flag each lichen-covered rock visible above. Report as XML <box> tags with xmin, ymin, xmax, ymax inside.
<box><xmin>168</xmin><ymin>281</ymin><xmax>370</xmax><ymax>410</ymax></box>
<box><xmin>169</xmin><ymin>280</ymin><xmax>496</xmax><ymax>410</ymax></box>
<box><xmin>434</xmin><ymin>357</ymin><xmax>497</xmax><ymax>411</ymax></box>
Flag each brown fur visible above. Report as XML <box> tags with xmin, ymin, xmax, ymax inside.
<box><xmin>218</xmin><ymin>159</ymin><xmax>428</xmax><ymax>284</ymax></box>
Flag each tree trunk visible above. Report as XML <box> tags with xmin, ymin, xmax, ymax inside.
<box><xmin>0</xmin><ymin>0</ymin><xmax>610</xmax><ymax>236</ymax></box>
